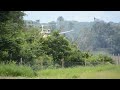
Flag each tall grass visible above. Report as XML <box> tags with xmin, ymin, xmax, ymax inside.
<box><xmin>0</xmin><ymin>62</ymin><xmax>36</xmax><ymax>77</ymax></box>
<box><xmin>0</xmin><ymin>62</ymin><xmax>120</xmax><ymax>79</ymax></box>
<box><xmin>36</xmin><ymin>64</ymin><xmax>120</xmax><ymax>79</ymax></box>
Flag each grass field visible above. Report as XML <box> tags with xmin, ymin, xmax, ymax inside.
<box><xmin>35</xmin><ymin>64</ymin><xmax>120</xmax><ymax>79</ymax></box>
<box><xmin>0</xmin><ymin>64</ymin><xmax>120</xmax><ymax>79</ymax></box>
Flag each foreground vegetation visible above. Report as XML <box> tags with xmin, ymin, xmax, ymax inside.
<box><xmin>0</xmin><ymin>64</ymin><xmax>120</xmax><ymax>79</ymax></box>
<box><xmin>0</xmin><ymin>62</ymin><xmax>36</xmax><ymax>77</ymax></box>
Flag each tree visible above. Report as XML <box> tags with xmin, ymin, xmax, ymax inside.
<box><xmin>48</xmin><ymin>21</ymin><xmax>56</xmax><ymax>31</ymax></box>
<box><xmin>64</xmin><ymin>46</ymin><xmax>85</xmax><ymax>67</ymax></box>
<box><xmin>57</xmin><ymin>16</ymin><xmax>64</xmax><ymax>22</ymax></box>
<box><xmin>0</xmin><ymin>11</ymin><xmax>25</xmax><ymax>62</ymax></box>
<box><xmin>56</xmin><ymin>16</ymin><xmax>65</xmax><ymax>32</ymax></box>
<box><xmin>41</xmin><ymin>31</ymin><xmax>71</xmax><ymax>66</ymax></box>
<box><xmin>68</xmin><ymin>22</ymin><xmax>74</xmax><ymax>30</ymax></box>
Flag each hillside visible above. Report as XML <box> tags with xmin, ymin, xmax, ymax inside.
<box><xmin>24</xmin><ymin>16</ymin><xmax>120</xmax><ymax>54</ymax></box>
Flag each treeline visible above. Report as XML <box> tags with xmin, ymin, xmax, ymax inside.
<box><xmin>76</xmin><ymin>20</ymin><xmax>120</xmax><ymax>54</ymax></box>
<box><xmin>47</xmin><ymin>16</ymin><xmax>120</xmax><ymax>55</ymax></box>
<box><xmin>0</xmin><ymin>12</ymin><xmax>113</xmax><ymax>70</ymax></box>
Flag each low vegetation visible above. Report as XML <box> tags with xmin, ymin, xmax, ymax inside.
<box><xmin>0</xmin><ymin>63</ymin><xmax>120</xmax><ymax>79</ymax></box>
<box><xmin>0</xmin><ymin>62</ymin><xmax>36</xmax><ymax>77</ymax></box>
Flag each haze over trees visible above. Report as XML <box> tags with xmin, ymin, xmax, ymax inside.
<box><xmin>1</xmin><ymin>11</ymin><xmax>119</xmax><ymax>78</ymax></box>
<box><xmin>0</xmin><ymin>12</ymin><xmax>115</xmax><ymax>70</ymax></box>
<box><xmin>34</xmin><ymin>16</ymin><xmax>120</xmax><ymax>55</ymax></box>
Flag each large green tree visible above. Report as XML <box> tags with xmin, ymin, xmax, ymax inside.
<box><xmin>0</xmin><ymin>11</ymin><xmax>25</xmax><ymax>62</ymax></box>
<box><xmin>41</xmin><ymin>31</ymin><xmax>71</xmax><ymax>66</ymax></box>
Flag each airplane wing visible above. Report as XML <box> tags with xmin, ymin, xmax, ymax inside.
<box><xmin>59</xmin><ymin>30</ymin><xmax>74</xmax><ymax>34</ymax></box>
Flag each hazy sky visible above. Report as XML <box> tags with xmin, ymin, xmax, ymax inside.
<box><xmin>23</xmin><ymin>11</ymin><xmax>120</xmax><ymax>23</ymax></box>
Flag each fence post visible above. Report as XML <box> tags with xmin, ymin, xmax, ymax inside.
<box><xmin>85</xmin><ymin>59</ymin><xmax>86</xmax><ymax>66</ymax></box>
<box><xmin>112</xmin><ymin>54</ymin><xmax>116</xmax><ymax>65</ymax></box>
<box><xmin>118</xmin><ymin>54</ymin><xmax>119</xmax><ymax>65</ymax></box>
<box><xmin>61</xmin><ymin>58</ymin><xmax>64</xmax><ymax>68</ymax></box>
<box><xmin>41</xmin><ymin>60</ymin><xmax>43</xmax><ymax>69</ymax></box>
<box><xmin>20</xmin><ymin>57</ymin><xmax>22</xmax><ymax>64</ymax></box>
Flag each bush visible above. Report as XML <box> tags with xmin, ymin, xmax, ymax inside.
<box><xmin>0</xmin><ymin>61</ymin><xmax>36</xmax><ymax>77</ymax></box>
<box><xmin>32</xmin><ymin>55</ymin><xmax>53</xmax><ymax>70</ymax></box>
<box><xmin>65</xmin><ymin>50</ymin><xmax>84</xmax><ymax>67</ymax></box>
<box><xmin>98</xmin><ymin>54</ymin><xmax>114</xmax><ymax>64</ymax></box>
<box><xmin>85</xmin><ymin>54</ymin><xmax>114</xmax><ymax>66</ymax></box>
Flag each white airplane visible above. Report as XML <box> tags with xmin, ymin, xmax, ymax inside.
<box><xmin>40</xmin><ymin>25</ymin><xmax>74</xmax><ymax>38</ymax></box>
<box><xmin>59</xmin><ymin>30</ymin><xmax>74</xmax><ymax>34</ymax></box>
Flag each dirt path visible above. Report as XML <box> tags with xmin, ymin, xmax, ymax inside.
<box><xmin>0</xmin><ymin>76</ymin><xmax>31</xmax><ymax>79</ymax></box>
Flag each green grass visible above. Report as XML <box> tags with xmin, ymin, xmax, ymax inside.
<box><xmin>0</xmin><ymin>63</ymin><xmax>120</xmax><ymax>79</ymax></box>
<box><xmin>0</xmin><ymin>62</ymin><xmax>36</xmax><ymax>77</ymax></box>
<box><xmin>35</xmin><ymin>64</ymin><xmax>120</xmax><ymax>79</ymax></box>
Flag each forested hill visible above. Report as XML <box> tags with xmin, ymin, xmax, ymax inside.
<box><xmin>24</xmin><ymin>16</ymin><xmax>120</xmax><ymax>54</ymax></box>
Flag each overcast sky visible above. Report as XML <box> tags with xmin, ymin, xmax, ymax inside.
<box><xmin>23</xmin><ymin>11</ymin><xmax>120</xmax><ymax>23</ymax></box>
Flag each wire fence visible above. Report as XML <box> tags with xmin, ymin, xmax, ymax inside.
<box><xmin>18</xmin><ymin>53</ymin><xmax>120</xmax><ymax>70</ymax></box>
<box><xmin>110</xmin><ymin>54</ymin><xmax>120</xmax><ymax>65</ymax></box>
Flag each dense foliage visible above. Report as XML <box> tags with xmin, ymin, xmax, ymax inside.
<box><xmin>77</xmin><ymin>20</ymin><xmax>120</xmax><ymax>54</ymax></box>
<box><xmin>0</xmin><ymin>12</ymin><xmax>114</xmax><ymax>70</ymax></box>
<box><xmin>0</xmin><ymin>11</ymin><xmax>25</xmax><ymax>63</ymax></box>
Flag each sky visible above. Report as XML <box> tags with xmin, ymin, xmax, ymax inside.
<box><xmin>23</xmin><ymin>11</ymin><xmax>120</xmax><ymax>23</ymax></box>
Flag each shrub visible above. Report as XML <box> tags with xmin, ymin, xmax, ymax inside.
<box><xmin>0</xmin><ymin>61</ymin><xmax>36</xmax><ymax>77</ymax></box>
<box><xmin>32</xmin><ymin>55</ymin><xmax>53</xmax><ymax>70</ymax></box>
<box><xmin>98</xmin><ymin>54</ymin><xmax>114</xmax><ymax>64</ymax></box>
<box><xmin>65</xmin><ymin>50</ymin><xmax>84</xmax><ymax>67</ymax></box>
<box><xmin>85</xmin><ymin>54</ymin><xmax>114</xmax><ymax>66</ymax></box>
